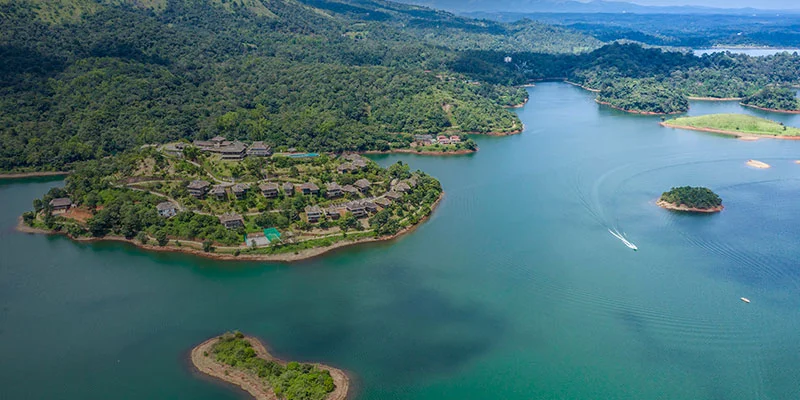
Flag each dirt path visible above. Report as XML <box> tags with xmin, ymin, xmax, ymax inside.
<box><xmin>191</xmin><ymin>335</ymin><xmax>349</xmax><ymax>400</ymax></box>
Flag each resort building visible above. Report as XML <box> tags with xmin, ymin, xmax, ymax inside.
<box><xmin>325</xmin><ymin>206</ymin><xmax>341</xmax><ymax>220</ymax></box>
<box><xmin>156</xmin><ymin>201</ymin><xmax>178</xmax><ymax>218</ymax></box>
<box><xmin>384</xmin><ymin>191</ymin><xmax>402</xmax><ymax>201</ymax></box>
<box><xmin>282</xmin><ymin>182</ymin><xmax>295</xmax><ymax>196</ymax></box>
<box><xmin>346</xmin><ymin>201</ymin><xmax>368</xmax><ymax>218</ymax></box>
<box><xmin>374</xmin><ymin>197</ymin><xmax>391</xmax><ymax>208</ymax></box>
<box><xmin>305</xmin><ymin>205</ymin><xmax>323</xmax><ymax>223</ymax></box>
<box><xmin>449</xmin><ymin>135</ymin><xmax>461</xmax><ymax>143</ymax></box>
<box><xmin>259</xmin><ymin>182</ymin><xmax>280</xmax><ymax>198</ymax></box>
<box><xmin>49</xmin><ymin>198</ymin><xmax>73</xmax><ymax>214</ymax></box>
<box><xmin>341</xmin><ymin>184</ymin><xmax>359</xmax><ymax>195</ymax></box>
<box><xmin>210</xmin><ymin>184</ymin><xmax>228</xmax><ymax>200</ymax></box>
<box><xmin>247</xmin><ymin>141</ymin><xmax>272</xmax><ymax>157</ymax></box>
<box><xmin>219</xmin><ymin>213</ymin><xmax>244</xmax><ymax>229</ymax></box>
<box><xmin>232</xmin><ymin>183</ymin><xmax>249</xmax><ymax>199</ymax></box>
<box><xmin>394</xmin><ymin>182</ymin><xmax>411</xmax><ymax>193</ymax></box>
<box><xmin>299</xmin><ymin>182</ymin><xmax>320</xmax><ymax>195</ymax></box>
<box><xmin>187</xmin><ymin>180</ymin><xmax>211</xmax><ymax>198</ymax></box>
<box><xmin>220</xmin><ymin>141</ymin><xmax>247</xmax><ymax>160</ymax></box>
<box><xmin>325</xmin><ymin>182</ymin><xmax>342</xmax><ymax>198</ymax></box>
<box><xmin>354</xmin><ymin>178</ymin><xmax>371</xmax><ymax>193</ymax></box>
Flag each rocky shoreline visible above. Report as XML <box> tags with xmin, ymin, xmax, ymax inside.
<box><xmin>0</xmin><ymin>171</ymin><xmax>70</xmax><ymax>180</ymax></box>
<box><xmin>739</xmin><ymin>103</ymin><xmax>800</xmax><ymax>114</ymax></box>
<box><xmin>596</xmin><ymin>99</ymin><xmax>685</xmax><ymax>115</ymax></box>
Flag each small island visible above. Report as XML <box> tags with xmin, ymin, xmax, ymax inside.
<box><xmin>19</xmin><ymin>140</ymin><xmax>443</xmax><ymax>262</ymax></box>
<box><xmin>740</xmin><ymin>87</ymin><xmax>800</xmax><ymax>113</ymax></box>
<box><xmin>657</xmin><ymin>186</ymin><xmax>724</xmax><ymax>213</ymax></box>
<box><xmin>191</xmin><ymin>332</ymin><xmax>349</xmax><ymax>400</ymax></box>
<box><xmin>660</xmin><ymin>114</ymin><xmax>800</xmax><ymax>139</ymax></box>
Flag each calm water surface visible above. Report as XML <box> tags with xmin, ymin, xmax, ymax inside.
<box><xmin>2</xmin><ymin>83</ymin><xmax>800</xmax><ymax>399</ymax></box>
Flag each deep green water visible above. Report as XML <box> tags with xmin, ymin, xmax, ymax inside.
<box><xmin>2</xmin><ymin>83</ymin><xmax>800</xmax><ymax>400</ymax></box>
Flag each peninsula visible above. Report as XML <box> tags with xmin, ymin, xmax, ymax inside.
<box><xmin>191</xmin><ymin>332</ymin><xmax>349</xmax><ymax>400</ymax></box>
<box><xmin>660</xmin><ymin>114</ymin><xmax>800</xmax><ymax>139</ymax></box>
<box><xmin>740</xmin><ymin>87</ymin><xmax>800</xmax><ymax>113</ymax></box>
<box><xmin>657</xmin><ymin>186</ymin><xmax>723</xmax><ymax>213</ymax></box>
<box><xmin>20</xmin><ymin>142</ymin><xmax>443</xmax><ymax>262</ymax></box>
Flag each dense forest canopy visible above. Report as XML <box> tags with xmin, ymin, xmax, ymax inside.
<box><xmin>660</xmin><ymin>186</ymin><xmax>722</xmax><ymax>209</ymax></box>
<box><xmin>741</xmin><ymin>87</ymin><xmax>800</xmax><ymax>111</ymax></box>
<box><xmin>3</xmin><ymin>0</ymin><xmax>800</xmax><ymax>171</ymax></box>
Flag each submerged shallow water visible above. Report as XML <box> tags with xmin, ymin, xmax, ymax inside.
<box><xmin>2</xmin><ymin>83</ymin><xmax>800</xmax><ymax>400</ymax></box>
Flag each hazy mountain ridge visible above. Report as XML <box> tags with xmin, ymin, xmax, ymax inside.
<box><xmin>401</xmin><ymin>0</ymin><xmax>800</xmax><ymax>15</ymax></box>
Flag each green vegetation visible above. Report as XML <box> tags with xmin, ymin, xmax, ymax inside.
<box><xmin>453</xmin><ymin>43</ymin><xmax>800</xmax><ymax>114</ymax></box>
<box><xmin>741</xmin><ymin>87</ymin><xmax>800</xmax><ymax>111</ymax></box>
<box><xmin>660</xmin><ymin>186</ymin><xmax>722</xmax><ymax>210</ymax></box>
<box><xmin>598</xmin><ymin>78</ymin><xmax>688</xmax><ymax>114</ymax></box>
<box><xmin>663</xmin><ymin>114</ymin><xmax>800</xmax><ymax>137</ymax></box>
<box><xmin>0</xmin><ymin>0</ymin><xmax>535</xmax><ymax>172</ymax></box>
<box><xmin>25</xmin><ymin>145</ymin><xmax>442</xmax><ymax>256</ymax></box>
<box><xmin>211</xmin><ymin>332</ymin><xmax>334</xmax><ymax>400</ymax></box>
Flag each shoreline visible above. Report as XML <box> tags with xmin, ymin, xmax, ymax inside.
<box><xmin>0</xmin><ymin>171</ymin><xmax>70</xmax><ymax>180</ymax></box>
<box><xmin>190</xmin><ymin>335</ymin><xmax>349</xmax><ymax>400</ymax></box>
<box><xmin>15</xmin><ymin>192</ymin><xmax>444</xmax><ymax>263</ymax></box>
<box><xmin>596</xmin><ymin>99</ymin><xmax>685</xmax><ymax>115</ymax></box>
<box><xmin>687</xmin><ymin>96</ymin><xmax>743</xmax><ymax>101</ymax></box>
<box><xmin>659</xmin><ymin>122</ymin><xmax>800</xmax><ymax>140</ymax></box>
<box><xmin>363</xmin><ymin>149</ymin><xmax>476</xmax><ymax>156</ymax></box>
<box><xmin>504</xmin><ymin>98</ymin><xmax>529</xmax><ymax>108</ymax></box>
<box><xmin>656</xmin><ymin>199</ymin><xmax>723</xmax><ymax>213</ymax></box>
<box><xmin>563</xmin><ymin>80</ymin><xmax>600</xmax><ymax>93</ymax></box>
<box><xmin>739</xmin><ymin>103</ymin><xmax>800</xmax><ymax>114</ymax></box>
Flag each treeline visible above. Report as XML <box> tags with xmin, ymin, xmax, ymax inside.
<box><xmin>452</xmin><ymin>43</ymin><xmax>800</xmax><ymax>113</ymax></box>
<box><xmin>0</xmin><ymin>0</ymin><xmax>529</xmax><ymax>172</ymax></box>
<box><xmin>597</xmin><ymin>78</ymin><xmax>689</xmax><ymax>114</ymax></box>
<box><xmin>660</xmin><ymin>186</ymin><xmax>722</xmax><ymax>209</ymax></box>
<box><xmin>741</xmin><ymin>87</ymin><xmax>800</xmax><ymax>111</ymax></box>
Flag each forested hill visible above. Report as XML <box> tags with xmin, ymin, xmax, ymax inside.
<box><xmin>0</xmin><ymin>0</ymin><xmax>601</xmax><ymax>172</ymax></box>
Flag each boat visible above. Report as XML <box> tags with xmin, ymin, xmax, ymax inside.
<box><xmin>609</xmin><ymin>229</ymin><xmax>638</xmax><ymax>251</ymax></box>
<box><xmin>741</xmin><ymin>297</ymin><xmax>751</xmax><ymax>303</ymax></box>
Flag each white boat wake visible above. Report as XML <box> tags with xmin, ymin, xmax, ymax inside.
<box><xmin>609</xmin><ymin>229</ymin><xmax>638</xmax><ymax>251</ymax></box>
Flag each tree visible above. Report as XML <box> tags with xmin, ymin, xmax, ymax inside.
<box><xmin>137</xmin><ymin>231</ymin><xmax>149</xmax><ymax>245</ymax></box>
<box><xmin>155</xmin><ymin>230</ymin><xmax>168</xmax><ymax>246</ymax></box>
<box><xmin>203</xmin><ymin>240</ymin><xmax>214</xmax><ymax>252</ymax></box>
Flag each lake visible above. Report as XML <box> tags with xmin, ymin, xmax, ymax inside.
<box><xmin>694</xmin><ymin>48</ymin><xmax>800</xmax><ymax>57</ymax></box>
<box><xmin>2</xmin><ymin>82</ymin><xmax>800</xmax><ymax>400</ymax></box>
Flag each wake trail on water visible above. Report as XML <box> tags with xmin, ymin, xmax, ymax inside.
<box><xmin>574</xmin><ymin>169</ymin><xmax>639</xmax><ymax>251</ymax></box>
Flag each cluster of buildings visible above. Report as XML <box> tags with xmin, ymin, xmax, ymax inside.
<box><xmin>189</xmin><ymin>137</ymin><xmax>272</xmax><ymax>160</ymax></box>
<box><xmin>411</xmin><ymin>134</ymin><xmax>462</xmax><ymax>147</ymax></box>
<box><xmin>337</xmin><ymin>154</ymin><xmax>369</xmax><ymax>173</ymax></box>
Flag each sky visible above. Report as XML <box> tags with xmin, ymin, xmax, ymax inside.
<box><xmin>622</xmin><ymin>0</ymin><xmax>796</xmax><ymax>9</ymax></box>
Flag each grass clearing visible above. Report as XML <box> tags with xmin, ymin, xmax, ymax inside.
<box><xmin>663</xmin><ymin>113</ymin><xmax>800</xmax><ymax>137</ymax></box>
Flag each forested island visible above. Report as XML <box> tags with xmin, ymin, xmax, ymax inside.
<box><xmin>660</xmin><ymin>114</ymin><xmax>800</xmax><ymax>139</ymax></box>
<box><xmin>191</xmin><ymin>331</ymin><xmax>349</xmax><ymax>400</ymax></box>
<box><xmin>740</xmin><ymin>87</ymin><xmax>800</xmax><ymax>113</ymax></box>
<box><xmin>19</xmin><ymin>144</ymin><xmax>443</xmax><ymax>261</ymax></box>
<box><xmin>597</xmin><ymin>78</ymin><xmax>688</xmax><ymax>114</ymax></box>
<box><xmin>658</xmin><ymin>186</ymin><xmax>723</xmax><ymax>213</ymax></box>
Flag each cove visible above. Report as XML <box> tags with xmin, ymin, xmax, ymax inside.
<box><xmin>2</xmin><ymin>83</ymin><xmax>800</xmax><ymax>400</ymax></box>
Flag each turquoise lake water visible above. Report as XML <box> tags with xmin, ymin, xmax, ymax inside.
<box><xmin>2</xmin><ymin>82</ymin><xmax>799</xmax><ymax>399</ymax></box>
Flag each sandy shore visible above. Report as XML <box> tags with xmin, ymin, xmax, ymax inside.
<box><xmin>363</xmin><ymin>149</ymin><xmax>476</xmax><ymax>156</ymax></box>
<box><xmin>596</xmin><ymin>100</ymin><xmax>685</xmax><ymax>115</ymax></box>
<box><xmin>191</xmin><ymin>335</ymin><xmax>349</xmax><ymax>400</ymax></box>
<box><xmin>687</xmin><ymin>96</ymin><xmax>743</xmax><ymax>101</ymax></box>
<box><xmin>16</xmin><ymin>193</ymin><xmax>444</xmax><ymax>263</ymax></box>
<box><xmin>657</xmin><ymin>200</ymin><xmax>724</xmax><ymax>213</ymax></box>
<box><xmin>659</xmin><ymin>122</ymin><xmax>800</xmax><ymax>141</ymax></box>
<box><xmin>0</xmin><ymin>171</ymin><xmax>70</xmax><ymax>180</ymax></box>
<box><xmin>740</xmin><ymin>103</ymin><xmax>800</xmax><ymax>114</ymax></box>
<box><xmin>746</xmin><ymin>159</ymin><xmax>771</xmax><ymax>169</ymax></box>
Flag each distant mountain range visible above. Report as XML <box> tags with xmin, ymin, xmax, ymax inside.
<box><xmin>399</xmin><ymin>0</ymin><xmax>800</xmax><ymax>15</ymax></box>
